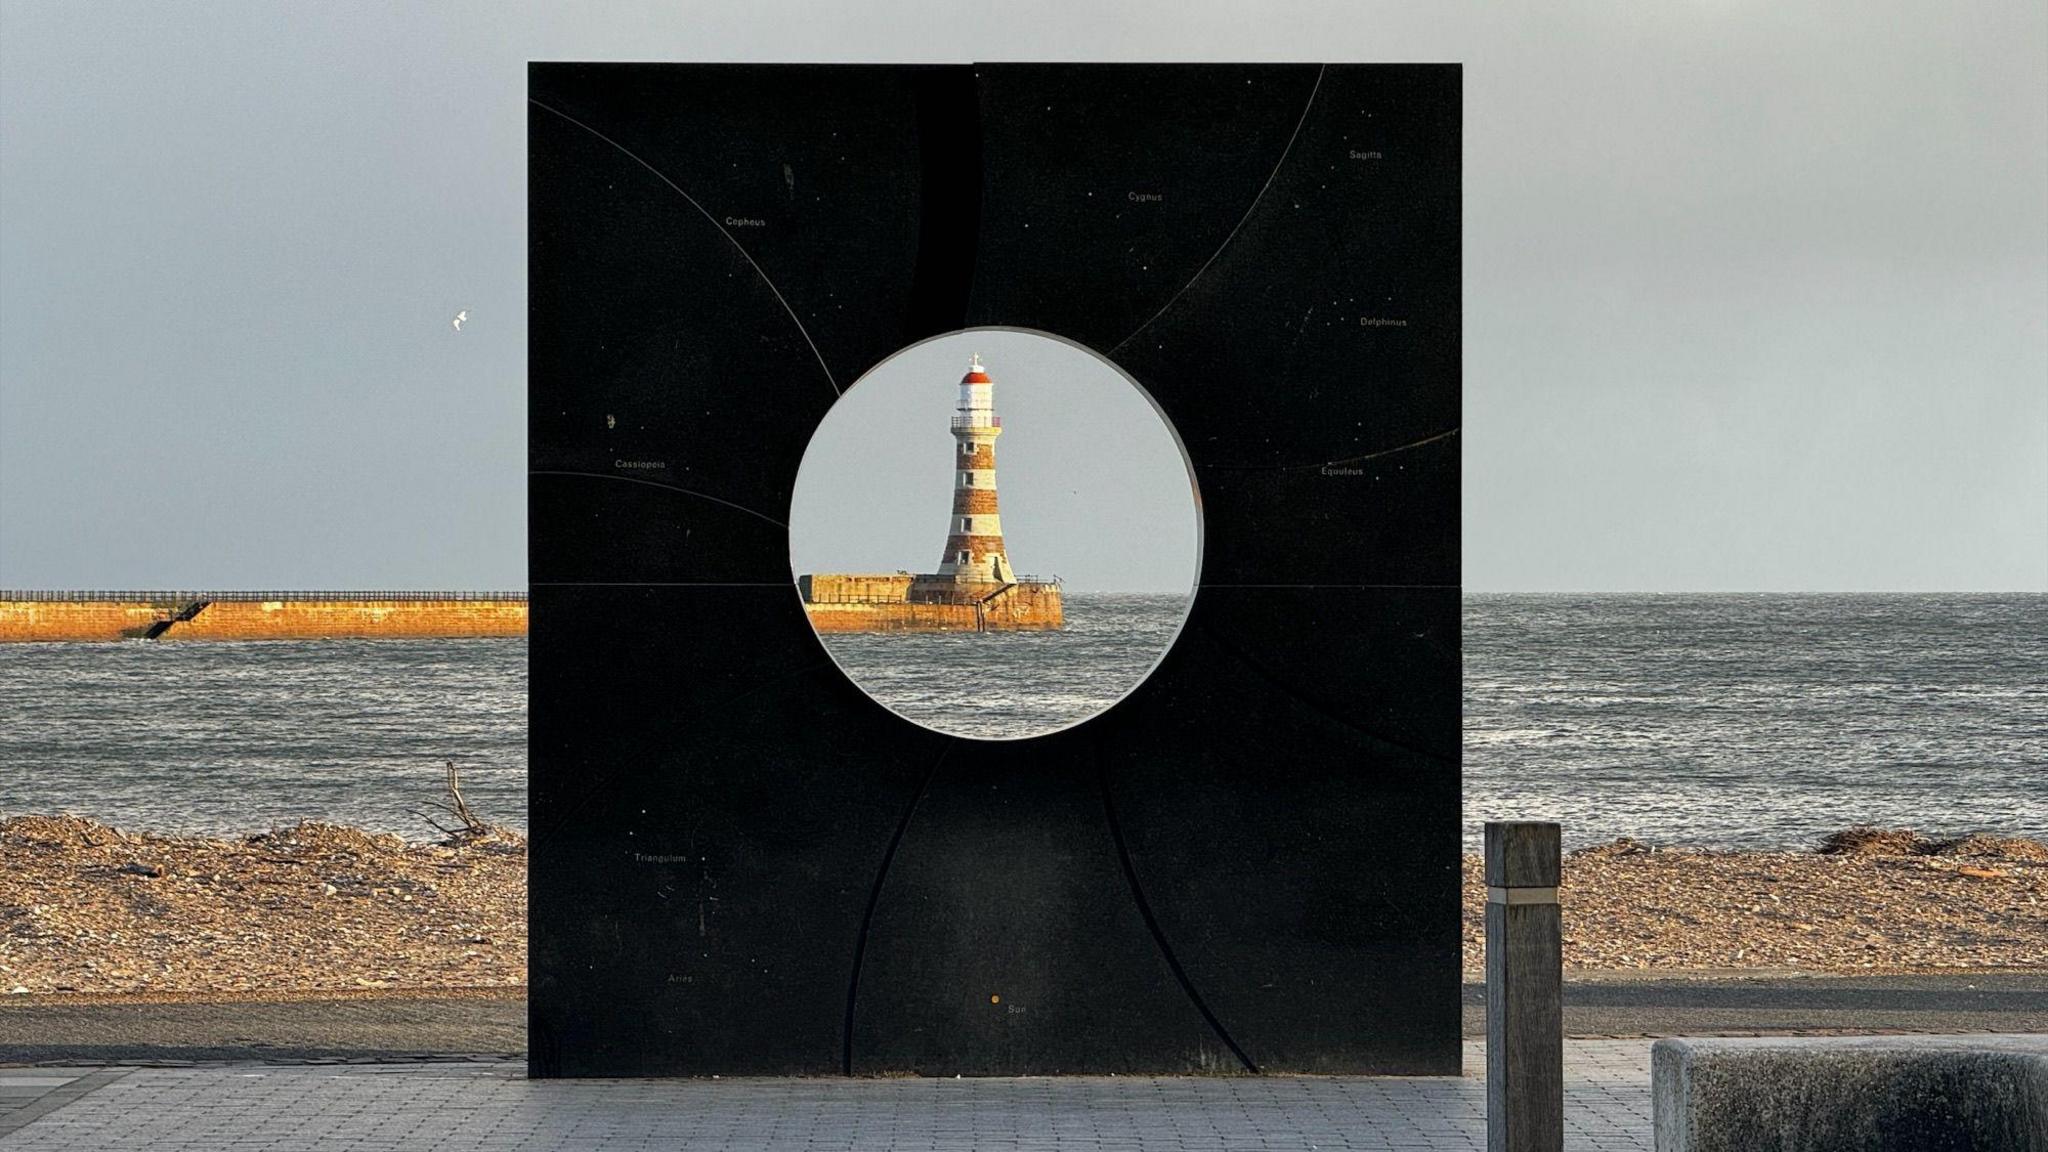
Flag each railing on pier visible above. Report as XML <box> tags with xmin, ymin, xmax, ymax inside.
<box><xmin>0</xmin><ymin>590</ymin><xmax>530</xmax><ymax>603</ymax></box>
<box><xmin>802</xmin><ymin>576</ymin><xmax>1060</xmax><ymax>607</ymax></box>
<box><xmin>803</xmin><ymin>595</ymin><xmax>909</xmax><ymax>605</ymax></box>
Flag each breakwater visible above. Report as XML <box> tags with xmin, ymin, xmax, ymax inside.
<box><xmin>798</xmin><ymin>574</ymin><xmax>1063</xmax><ymax>633</ymax></box>
<box><xmin>0</xmin><ymin>591</ymin><xmax>527</xmax><ymax>642</ymax></box>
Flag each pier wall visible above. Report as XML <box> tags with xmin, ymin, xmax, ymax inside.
<box><xmin>797</xmin><ymin>573</ymin><xmax>917</xmax><ymax>604</ymax></box>
<box><xmin>805</xmin><ymin>601</ymin><xmax>982</xmax><ymax>633</ymax></box>
<box><xmin>981</xmin><ymin>582</ymin><xmax>1064</xmax><ymax>629</ymax></box>
<box><xmin>0</xmin><ymin>597</ymin><xmax>528</xmax><ymax>642</ymax></box>
<box><xmin>0</xmin><ymin>601</ymin><xmax>166</xmax><ymax>642</ymax></box>
<box><xmin>800</xmin><ymin>577</ymin><xmax>1063</xmax><ymax>633</ymax></box>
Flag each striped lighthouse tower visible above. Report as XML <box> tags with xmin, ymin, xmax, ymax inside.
<box><xmin>935</xmin><ymin>354</ymin><xmax>1016</xmax><ymax>587</ymax></box>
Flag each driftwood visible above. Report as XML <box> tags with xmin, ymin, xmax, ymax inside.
<box><xmin>412</xmin><ymin>760</ymin><xmax>493</xmax><ymax>843</ymax></box>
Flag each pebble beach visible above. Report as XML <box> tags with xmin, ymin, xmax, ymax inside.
<box><xmin>1</xmin><ymin>815</ymin><xmax>2043</xmax><ymax>997</ymax></box>
<box><xmin>1462</xmin><ymin>828</ymin><xmax>2048</xmax><ymax>977</ymax></box>
<box><xmin>0</xmin><ymin>816</ymin><xmax>525</xmax><ymax>997</ymax></box>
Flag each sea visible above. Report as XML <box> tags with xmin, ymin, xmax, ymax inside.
<box><xmin>815</xmin><ymin>593</ymin><xmax>1186</xmax><ymax>741</ymax></box>
<box><xmin>0</xmin><ymin>594</ymin><xmax>2040</xmax><ymax>851</ymax></box>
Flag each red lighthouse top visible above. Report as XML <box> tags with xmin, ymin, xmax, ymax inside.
<box><xmin>961</xmin><ymin>353</ymin><xmax>991</xmax><ymax>384</ymax></box>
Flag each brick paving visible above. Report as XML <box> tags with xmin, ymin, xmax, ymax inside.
<box><xmin>0</xmin><ymin>1040</ymin><xmax>1654</xmax><ymax>1150</ymax></box>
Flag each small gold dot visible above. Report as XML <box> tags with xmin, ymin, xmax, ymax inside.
<box><xmin>989</xmin><ymin>994</ymin><xmax>1000</xmax><ymax>1004</ymax></box>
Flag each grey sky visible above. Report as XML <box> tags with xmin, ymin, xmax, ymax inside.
<box><xmin>790</xmin><ymin>330</ymin><xmax>1200</xmax><ymax>594</ymax></box>
<box><xmin>2</xmin><ymin>1</ymin><xmax>2042</xmax><ymax>591</ymax></box>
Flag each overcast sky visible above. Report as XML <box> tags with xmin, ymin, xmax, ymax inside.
<box><xmin>2</xmin><ymin>1</ymin><xmax>2041</xmax><ymax>591</ymax></box>
<box><xmin>790</xmin><ymin>331</ymin><xmax>1201</xmax><ymax>594</ymax></box>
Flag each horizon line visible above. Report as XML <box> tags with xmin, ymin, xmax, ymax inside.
<box><xmin>5</xmin><ymin>585</ymin><xmax>2042</xmax><ymax>596</ymax></box>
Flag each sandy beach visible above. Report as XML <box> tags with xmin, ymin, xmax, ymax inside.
<box><xmin>1</xmin><ymin>815</ymin><xmax>2042</xmax><ymax>996</ymax></box>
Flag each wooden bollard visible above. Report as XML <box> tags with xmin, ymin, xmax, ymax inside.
<box><xmin>1486</xmin><ymin>821</ymin><xmax>1562</xmax><ymax>1152</ymax></box>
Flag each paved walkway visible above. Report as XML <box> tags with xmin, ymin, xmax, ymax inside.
<box><xmin>0</xmin><ymin>1042</ymin><xmax>1653</xmax><ymax>1151</ymax></box>
<box><xmin>5</xmin><ymin>974</ymin><xmax>2041</xmax><ymax>1066</ymax></box>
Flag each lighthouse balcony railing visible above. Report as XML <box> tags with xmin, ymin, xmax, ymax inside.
<box><xmin>949</xmin><ymin>415</ymin><xmax>1001</xmax><ymax>430</ymax></box>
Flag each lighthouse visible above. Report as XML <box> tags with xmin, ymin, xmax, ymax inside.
<box><xmin>797</xmin><ymin>350</ymin><xmax>1061</xmax><ymax>631</ymax></box>
<box><xmin>934</xmin><ymin>354</ymin><xmax>1016</xmax><ymax>586</ymax></box>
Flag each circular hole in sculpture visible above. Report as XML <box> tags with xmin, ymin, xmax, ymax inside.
<box><xmin>789</xmin><ymin>328</ymin><xmax>1202</xmax><ymax>741</ymax></box>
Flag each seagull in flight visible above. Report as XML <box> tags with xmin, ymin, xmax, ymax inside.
<box><xmin>452</xmin><ymin>310</ymin><xmax>468</xmax><ymax>332</ymax></box>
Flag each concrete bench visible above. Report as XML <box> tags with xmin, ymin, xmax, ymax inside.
<box><xmin>1653</xmin><ymin>1034</ymin><xmax>2048</xmax><ymax>1151</ymax></box>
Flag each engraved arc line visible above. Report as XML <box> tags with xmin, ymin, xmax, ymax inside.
<box><xmin>1195</xmin><ymin>614</ymin><xmax>1456</xmax><ymax>768</ymax></box>
<box><xmin>843</xmin><ymin>739</ymin><xmax>953</xmax><ymax>1075</ymax></box>
<box><xmin>529</xmin><ymin>98</ymin><xmax>840</xmax><ymax>396</ymax></box>
<box><xmin>1108</xmin><ymin>65</ymin><xmax>1327</xmax><ymax>358</ymax></box>
<box><xmin>1200</xmin><ymin>427</ymin><xmax>1462</xmax><ymax>473</ymax></box>
<box><xmin>529</xmin><ymin>469</ymin><xmax>788</xmax><ymax>529</ymax></box>
<box><xmin>1096</xmin><ymin>742</ymin><xmax>1260</xmax><ymax>1074</ymax></box>
<box><xmin>1170</xmin><ymin>620</ymin><xmax>1455</xmax><ymax>937</ymax></box>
